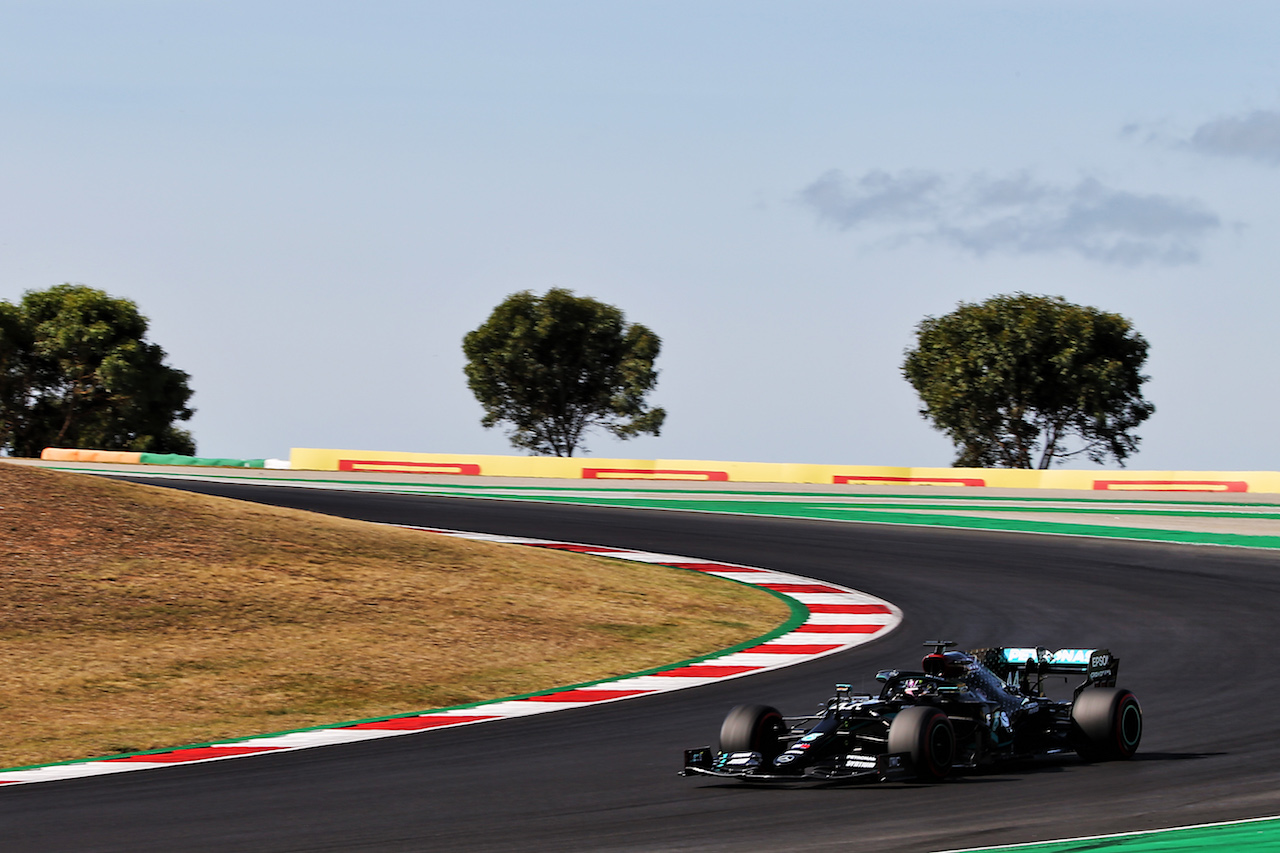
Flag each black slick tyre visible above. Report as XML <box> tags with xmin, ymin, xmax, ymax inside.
<box><xmin>719</xmin><ymin>704</ymin><xmax>786</xmax><ymax>761</ymax></box>
<box><xmin>1072</xmin><ymin>688</ymin><xmax>1142</xmax><ymax>761</ymax></box>
<box><xmin>888</xmin><ymin>705</ymin><xmax>955</xmax><ymax>781</ymax></box>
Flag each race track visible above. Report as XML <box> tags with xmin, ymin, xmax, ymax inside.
<box><xmin>3</xmin><ymin>481</ymin><xmax>1279</xmax><ymax>852</ymax></box>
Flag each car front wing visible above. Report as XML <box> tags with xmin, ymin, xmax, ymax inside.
<box><xmin>680</xmin><ymin>748</ymin><xmax>915</xmax><ymax>782</ymax></box>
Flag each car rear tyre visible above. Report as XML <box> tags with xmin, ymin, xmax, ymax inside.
<box><xmin>888</xmin><ymin>705</ymin><xmax>955</xmax><ymax>781</ymax></box>
<box><xmin>719</xmin><ymin>704</ymin><xmax>786</xmax><ymax>761</ymax></box>
<box><xmin>1072</xmin><ymin>688</ymin><xmax>1142</xmax><ymax>761</ymax></box>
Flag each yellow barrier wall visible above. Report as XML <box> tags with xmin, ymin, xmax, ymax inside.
<box><xmin>289</xmin><ymin>448</ymin><xmax>1280</xmax><ymax>494</ymax></box>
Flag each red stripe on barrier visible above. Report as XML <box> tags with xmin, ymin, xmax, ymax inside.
<box><xmin>342</xmin><ymin>715</ymin><xmax>498</xmax><ymax>731</ymax></box>
<box><xmin>654</xmin><ymin>665</ymin><xmax>762</xmax><ymax>678</ymax></box>
<box><xmin>806</xmin><ymin>603</ymin><xmax>893</xmax><ymax>614</ymax></box>
<box><xmin>525</xmin><ymin>689</ymin><xmax>655</xmax><ymax>702</ymax></box>
<box><xmin>107</xmin><ymin>746</ymin><xmax>283</xmax><ymax>763</ymax></box>
<box><xmin>833</xmin><ymin>475</ymin><xmax>986</xmax><ymax>487</ymax></box>
<box><xmin>746</xmin><ymin>644</ymin><xmax>843</xmax><ymax>654</ymax></box>
<box><xmin>581</xmin><ymin>468</ymin><xmax>730</xmax><ymax>482</ymax></box>
<box><xmin>1092</xmin><ymin>479</ymin><xmax>1248</xmax><ymax>493</ymax></box>
<box><xmin>525</xmin><ymin>543</ymin><xmax>629</xmax><ymax>553</ymax></box>
<box><xmin>795</xmin><ymin>624</ymin><xmax>882</xmax><ymax>634</ymax></box>
<box><xmin>758</xmin><ymin>583</ymin><xmax>847</xmax><ymax>594</ymax></box>
<box><xmin>338</xmin><ymin>459</ymin><xmax>482</xmax><ymax>476</ymax></box>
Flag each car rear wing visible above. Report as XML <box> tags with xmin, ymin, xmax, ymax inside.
<box><xmin>972</xmin><ymin>647</ymin><xmax>1119</xmax><ymax>694</ymax></box>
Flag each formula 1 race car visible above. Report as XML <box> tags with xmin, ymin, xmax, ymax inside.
<box><xmin>681</xmin><ymin>641</ymin><xmax>1141</xmax><ymax>783</ymax></box>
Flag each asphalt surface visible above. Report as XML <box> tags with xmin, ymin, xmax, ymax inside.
<box><xmin>3</xmin><ymin>480</ymin><xmax>1279</xmax><ymax>852</ymax></box>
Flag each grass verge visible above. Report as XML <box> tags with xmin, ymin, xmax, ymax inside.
<box><xmin>0</xmin><ymin>462</ymin><xmax>787</xmax><ymax>768</ymax></box>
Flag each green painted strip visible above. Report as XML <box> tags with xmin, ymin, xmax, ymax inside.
<box><xmin>295</xmin><ymin>480</ymin><xmax>1280</xmax><ymax>510</ymax></box>
<box><xmin>70</xmin><ymin>466</ymin><xmax>1280</xmax><ymax>509</ymax></box>
<box><xmin>46</xmin><ymin>465</ymin><xmax>1280</xmax><ymax>550</ymax></box>
<box><xmin>939</xmin><ymin>815</ymin><xmax>1280</xmax><ymax>852</ymax></box>
<box><xmin>138</xmin><ymin>454</ymin><xmax>266</xmax><ymax>468</ymax></box>
<box><xmin>252</xmin><ymin>479</ymin><xmax>1280</xmax><ymax>509</ymax></box>
<box><xmin>386</xmin><ymin>491</ymin><xmax>1280</xmax><ymax>550</ymax></box>
<box><xmin>59</xmin><ymin>465</ymin><xmax>1280</xmax><ymax>509</ymax></box>
<box><xmin>770</xmin><ymin>502</ymin><xmax>1280</xmax><ymax>521</ymax></box>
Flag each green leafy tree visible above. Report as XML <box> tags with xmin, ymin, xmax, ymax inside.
<box><xmin>462</xmin><ymin>288</ymin><xmax>666</xmax><ymax>456</ymax></box>
<box><xmin>0</xmin><ymin>300</ymin><xmax>36</xmax><ymax>454</ymax></box>
<box><xmin>902</xmin><ymin>293</ymin><xmax>1154</xmax><ymax>469</ymax></box>
<box><xmin>0</xmin><ymin>284</ymin><xmax>195</xmax><ymax>457</ymax></box>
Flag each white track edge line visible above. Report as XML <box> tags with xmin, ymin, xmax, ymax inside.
<box><xmin>930</xmin><ymin>813</ymin><xmax>1280</xmax><ymax>853</ymax></box>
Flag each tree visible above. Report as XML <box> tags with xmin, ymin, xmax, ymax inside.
<box><xmin>462</xmin><ymin>288</ymin><xmax>666</xmax><ymax>456</ymax></box>
<box><xmin>0</xmin><ymin>284</ymin><xmax>195</xmax><ymax>457</ymax></box>
<box><xmin>901</xmin><ymin>293</ymin><xmax>1154</xmax><ymax>469</ymax></box>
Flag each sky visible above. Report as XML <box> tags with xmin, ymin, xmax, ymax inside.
<box><xmin>2</xmin><ymin>1</ymin><xmax>1278</xmax><ymax>470</ymax></box>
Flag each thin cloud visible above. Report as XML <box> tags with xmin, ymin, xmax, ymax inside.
<box><xmin>1186</xmin><ymin>110</ymin><xmax>1280</xmax><ymax>165</ymax></box>
<box><xmin>800</xmin><ymin>169</ymin><xmax>944</xmax><ymax>225</ymax></box>
<box><xmin>800</xmin><ymin>169</ymin><xmax>1220</xmax><ymax>266</ymax></box>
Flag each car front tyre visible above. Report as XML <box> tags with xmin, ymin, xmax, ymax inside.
<box><xmin>888</xmin><ymin>705</ymin><xmax>955</xmax><ymax>781</ymax></box>
<box><xmin>719</xmin><ymin>704</ymin><xmax>786</xmax><ymax>762</ymax></box>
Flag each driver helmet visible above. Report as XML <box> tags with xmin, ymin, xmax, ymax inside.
<box><xmin>922</xmin><ymin>650</ymin><xmax>972</xmax><ymax>680</ymax></box>
<box><xmin>902</xmin><ymin>677</ymin><xmax>930</xmax><ymax>697</ymax></box>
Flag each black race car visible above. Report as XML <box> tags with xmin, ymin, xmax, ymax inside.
<box><xmin>681</xmin><ymin>641</ymin><xmax>1141</xmax><ymax>782</ymax></box>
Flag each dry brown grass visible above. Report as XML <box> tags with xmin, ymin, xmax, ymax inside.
<box><xmin>0</xmin><ymin>463</ymin><xmax>787</xmax><ymax>768</ymax></box>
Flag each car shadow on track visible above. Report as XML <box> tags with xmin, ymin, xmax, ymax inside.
<box><xmin>690</xmin><ymin>775</ymin><xmax>1027</xmax><ymax>791</ymax></box>
<box><xmin>687</xmin><ymin>752</ymin><xmax>1221</xmax><ymax>791</ymax></box>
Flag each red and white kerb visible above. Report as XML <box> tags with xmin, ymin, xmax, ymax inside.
<box><xmin>0</xmin><ymin>528</ymin><xmax>900</xmax><ymax>787</ymax></box>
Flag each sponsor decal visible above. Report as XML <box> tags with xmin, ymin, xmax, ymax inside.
<box><xmin>1003</xmin><ymin>648</ymin><xmax>1038</xmax><ymax>664</ymax></box>
<box><xmin>1004</xmin><ymin>647</ymin><xmax>1097</xmax><ymax>666</ymax></box>
<box><xmin>1051</xmin><ymin>649</ymin><xmax>1092</xmax><ymax>665</ymax></box>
